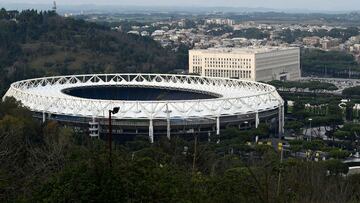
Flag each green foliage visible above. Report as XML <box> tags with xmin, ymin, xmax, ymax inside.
<box><xmin>328</xmin><ymin>149</ymin><xmax>351</xmax><ymax>159</ymax></box>
<box><xmin>324</xmin><ymin>159</ymin><xmax>349</xmax><ymax>175</ymax></box>
<box><xmin>221</xmin><ymin>124</ymin><xmax>270</xmax><ymax>142</ymax></box>
<box><xmin>303</xmin><ymin>140</ymin><xmax>325</xmax><ymax>151</ymax></box>
<box><xmin>0</xmin><ymin>98</ymin><xmax>100</xmax><ymax>202</ymax></box>
<box><xmin>343</xmin><ymin>123</ymin><xmax>360</xmax><ymax>136</ymax></box>
<box><xmin>345</xmin><ymin>102</ymin><xmax>355</xmax><ymax>121</ymax></box>
<box><xmin>0</xmin><ymin>9</ymin><xmax>186</xmax><ymax>95</ymax></box>
<box><xmin>343</xmin><ymin>86</ymin><xmax>360</xmax><ymax>98</ymax></box>
<box><xmin>301</xmin><ymin>49</ymin><xmax>360</xmax><ymax>77</ymax></box>
<box><xmin>1</xmin><ymin>99</ymin><xmax>360</xmax><ymax>202</ymax></box>
<box><xmin>231</xmin><ymin>28</ymin><xmax>269</xmax><ymax>39</ymax></box>
<box><xmin>308</xmin><ymin>115</ymin><xmax>343</xmax><ymax>127</ymax></box>
<box><xmin>290</xmin><ymin>97</ymin><xmax>343</xmax><ymax>124</ymax></box>
<box><xmin>210</xmin><ymin>167</ymin><xmax>260</xmax><ymax>202</ymax></box>
<box><xmin>206</xmin><ymin>24</ymin><xmax>233</xmax><ymax>36</ymax></box>
<box><xmin>332</xmin><ymin>123</ymin><xmax>360</xmax><ymax>141</ymax></box>
<box><xmin>33</xmin><ymin>156</ymin><xmax>194</xmax><ymax>203</ymax></box>
<box><xmin>333</xmin><ymin>130</ymin><xmax>352</xmax><ymax>140</ymax></box>
<box><xmin>284</xmin><ymin>121</ymin><xmax>304</xmax><ymax>132</ymax></box>
<box><xmin>285</xmin><ymin>94</ymin><xmax>344</xmax><ymax>121</ymax></box>
<box><xmin>292</xmin><ymin>100</ymin><xmax>306</xmax><ymax>117</ymax></box>
<box><xmin>288</xmin><ymin>140</ymin><xmax>304</xmax><ymax>146</ymax></box>
<box><xmin>278</xmin><ymin>27</ymin><xmax>359</xmax><ymax>43</ymax></box>
<box><xmin>269</xmin><ymin>80</ymin><xmax>338</xmax><ymax>91</ymax></box>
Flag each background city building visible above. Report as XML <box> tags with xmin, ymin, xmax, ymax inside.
<box><xmin>189</xmin><ymin>47</ymin><xmax>301</xmax><ymax>82</ymax></box>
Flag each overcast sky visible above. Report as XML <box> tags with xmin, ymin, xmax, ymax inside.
<box><xmin>1</xmin><ymin>0</ymin><xmax>360</xmax><ymax>11</ymax></box>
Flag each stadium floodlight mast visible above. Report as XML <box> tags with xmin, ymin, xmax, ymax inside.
<box><xmin>108</xmin><ymin>107</ymin><xmax>120</xmax><ymax>167</ymax></box>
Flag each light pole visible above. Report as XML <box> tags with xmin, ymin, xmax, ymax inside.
<box><xmin>308</xmin><ymin>118</ymin><xmax>313</xmax><ymax>142</ymax></box>
<box><xmin>108</xmin><ymin>107</ymin><xmax>120</xmax><ymax>167</ymax></box>
<box><xmin>192</xmin><ymin>127</ymin><xmax>198</xmax><ymax>175</ymax></box>
<box><xmin>277</xmin><ymin>142</ymin><xmax>283</xmax><ymax>197</ymax></box>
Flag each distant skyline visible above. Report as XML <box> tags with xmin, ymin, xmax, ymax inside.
<box><xmin>0</xmin><ymin>0</ymin><xmax>360</xmax><ymax>12</ymax></box>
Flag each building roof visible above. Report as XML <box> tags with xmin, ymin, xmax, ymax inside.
<box><xmin>190</xmin><ymin>46</ymin><xmax>299</xmax><ymax>55</ymax></box>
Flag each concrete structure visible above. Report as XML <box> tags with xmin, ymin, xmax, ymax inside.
<box><xmin>189</xmin><ymin>47</ymin><xmax>301</xmax><ymax>82</ymax></box>
<box><xmin>3</xmin><ymin>74</ymin><xmax>284</xmax><ymax>143</ymax></box>
<box><xmin>320</xmin><ymin>38</ymin><xmax>341</xmax><ymax>50</ymax></box>
<box><xmin>205</xmin><ymin>18</ymin><xmax>234</xmax><ymax>26</ymax></box>
<box><xmin>303</xmin><ymin>36</ymin><xmax>321</xmax><ymax>46</ymax></box>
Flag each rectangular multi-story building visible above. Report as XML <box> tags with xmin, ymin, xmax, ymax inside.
<box><xmin>189</xmin><ymin>47</ymin><xmax>301</xmax><ymax>82</ymax></box>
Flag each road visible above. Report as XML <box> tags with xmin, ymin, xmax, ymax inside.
<box><xmin>301</xmin><ymin>77</ymin><xmax>360</xmax><ymax>95</ymax></box>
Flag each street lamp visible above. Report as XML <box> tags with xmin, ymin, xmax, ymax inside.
<box><xmin>308</xmin><ymin>118</ymin><xmax>313</xmax><ymax>142</ymax></box>
<box><xmin>108</xmin><ymin>107</ymin><xmax>120</xmax><ymax>167</ymax></box>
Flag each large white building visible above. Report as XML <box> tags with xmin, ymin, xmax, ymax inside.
<box><xmin>189</xmin><ymin>47</ymin><xmax>301</xmax><ymax>82</ymax></box>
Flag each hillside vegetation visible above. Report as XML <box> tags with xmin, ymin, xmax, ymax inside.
<box><xmin>0</xmin><ymin>9</ymin><xmax>185</xmax><ymax>95</ymax></box>
<box><xmin>1</xmin><ymin>98</ymin><xmax>360</xmax><ymax>202</ymax></box>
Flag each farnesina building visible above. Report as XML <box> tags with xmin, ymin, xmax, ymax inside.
<box><xmin>189</xmin><ymin>47</ymin><xmax>301</xmax><ymax>82</ymax></box>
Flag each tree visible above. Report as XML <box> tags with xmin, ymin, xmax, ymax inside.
<box><xmin>343</xmin><ymin>86</ymin><xmax>360</xmax><ymax>98</ymax></box>
<box><xmin>284</xmin><ymin>121</ymin><xmax>304</xmax><ymax>134</ymax></box>
<box><xmin>324</xmin><ymin>160</ymin><xmax>349</xmax><ymax>175</ymax></box>
<box><xmin>333</xmin><ymin>130</ymin><xmax>352</xmax><ymax>140</ymax></box>
<box><xmin>0</xmin><ymin>9</ymin><xmax>186</xmax><ymax>95</ymax></box>
<box><xmin>328</xmin><ymin>149</ymin><xmax>351</xmax><ymax>159</ymax></box>
<box><xmin>210</xmin><ymin>167</ymin><xmax>259</xmax><ymax>202</ymax></box>
<box><xmin>345</xmin><ymin>102</ymin><xmax>355</xmax><ymax>121</ymax></box>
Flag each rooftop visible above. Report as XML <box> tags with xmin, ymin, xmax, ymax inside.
<box><xmin>190</xmin><ymin>46</ymin><xmax>299</xmax><ymax>54</ymax></box>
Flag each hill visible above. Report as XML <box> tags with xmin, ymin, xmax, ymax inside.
<box><xmin>0</xmin><ymin>9</ymin><xmax>186</xmax><ymax>95</ymax></box>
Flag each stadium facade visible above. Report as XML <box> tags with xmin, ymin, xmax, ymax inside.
<box><xmin>3</xmin><ymin>74</ymin><xmax>284</xmax><ymax>142</ymax></box>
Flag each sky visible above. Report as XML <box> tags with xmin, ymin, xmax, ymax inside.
<box><xmin>1</xmin><ymin>0</ymin><xmax>360</xmax><ymax>11</ymax></box>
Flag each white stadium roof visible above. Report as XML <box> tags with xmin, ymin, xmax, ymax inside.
<box><xmin>3</xmin><ymin>74</ymin><xmax>284</xmax><ymax>120</ymax></box>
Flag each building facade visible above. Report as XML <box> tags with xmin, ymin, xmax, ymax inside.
<box><xmin>189</xmin><ymin>47</ymin><xmax>301</xmax><ymax>82</ymax></box>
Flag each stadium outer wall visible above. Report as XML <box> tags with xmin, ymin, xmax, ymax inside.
<box><xmin>3</xmin><ymin>74</ymin><xmax>285</xmax><ymax>142</ymax></box>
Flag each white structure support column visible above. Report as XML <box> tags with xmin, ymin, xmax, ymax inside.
<box><xmin>255</xmin><ymin>112</ymin><xmax>259</xmax><ymax>128</ymax></box>
<box><xmin>149</xmin><ymin>119</ymin><xmax>154</xmax><ymax>143</ymax></box>
<box><xmin>167</xmin><ymin>118</ymin><xmax>171</xmax><ymax>140</ymax></box>
<box><xmin>278</xmin><ymin>105</ymin><xmax>284</xmax><ymax>136</ymax></box>
<box><xmin>89</xmin><ymin>117</ymin><xmax>100</xmax><ymax>138</ymax></box>
<box><xmin>42</xmin><ymin>111</ymin><xmax>46</xmax><ymax>123</ymax></box>
<box><xmin>282</xmin><ymin>105</ymin><xmax>285</xmax><ymax>134</ymax></box>
<box><xmin>166</xmin><ymin>104</ymin><xmax>171</xmax><ymax>140</ymax></box>
<box><xmin>216</xmin><ymin>116</ymin><xmax>220</xmax><ymax>135</ymax></box>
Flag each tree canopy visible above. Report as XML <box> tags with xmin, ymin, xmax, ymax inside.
<box><xmin>0</xmin><ymin>9</ymin><xmax>186</xmax><ymax>95</ymax></box>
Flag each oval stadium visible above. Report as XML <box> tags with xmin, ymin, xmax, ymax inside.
<box><xmin>3</xmin><ymin>74</ymin><xmax>284</xmax><ymax>142</ymax></box>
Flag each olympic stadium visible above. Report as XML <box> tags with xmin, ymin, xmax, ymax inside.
<box><xmin>3</xmin><ymin>74</ymin><xmax>284</xmax><ymax>142</ymax></box>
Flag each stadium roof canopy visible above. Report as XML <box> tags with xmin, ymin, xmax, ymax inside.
<box><xmin>3</xmin><ymin>74</ymin><xmax>283</xmax><ymax>120</ymax></box>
